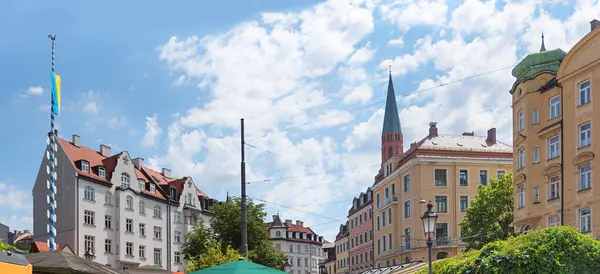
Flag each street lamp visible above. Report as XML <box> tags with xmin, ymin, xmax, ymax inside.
<box><xmin>421</xmin><ymin>201</ymin><xmax>438</xmax><ymax>274</ymax></box>
<box><xmin>84</xmin><ymin>247</ymin><xmax>95</xmax><ymax>261</ymax></box>
<box><xmin>282</xmin><ymin>260</ymin><xmax>292</xmax><ymax>272</ymax></box>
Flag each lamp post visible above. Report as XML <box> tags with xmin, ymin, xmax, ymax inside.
<box><xmin>421</xmin><ymin>201</ymin><xmax>438</xmax><ymax>274</ymax></box>
<box><xmin>282</xmin><ymin>260</ymin><xmax>292</xmax><ymax>272</ymax></box>
<box><xmin>84</xmin><ymin>247</ymin><xmax>94</xmax><ymax>261</ymax></box>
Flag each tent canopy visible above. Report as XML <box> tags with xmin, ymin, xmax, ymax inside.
<box><xmin>190</xmin><ymin>258</ymin><xmax>286</xmax><ymax>274</ymax></box>
<box><xmin>25</xmin><ymin>250</ymin><xmax>128</xmax><ymax>274</ymax></box>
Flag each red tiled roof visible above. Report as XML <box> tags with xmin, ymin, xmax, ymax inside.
<box><xmin>31</xmin><ymin>241</ymin><xmax>61</xmax><ymax>253</ymax></box>
<box><xmin>57</xmin><ymin>137</ymin><xmax>211</xmax><ymax>201</ymax></box>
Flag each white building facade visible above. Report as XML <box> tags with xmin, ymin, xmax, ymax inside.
<box><xmin>268</xmin><ymin>215</ymin><xmax>326</xmax><ymax>274</ymax></box>
<box><xmin>32</xmin><ymin>133</ymin><xmax>216</xmax><ymax>273</ymax></box>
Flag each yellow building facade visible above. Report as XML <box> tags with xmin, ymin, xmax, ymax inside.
<box><xmin>335</xmin><ymin>223</ymin><xmax>349</xmax><ymax>274</ymax></box>
<box><xmin>371</xmin><ymin>123</ymin><xmax>513</xmax><ymax>267</ymax></box>
<box><xmin>512</xmin><ymin>20</ymin><xmax>600</xmax><ymax>236</ymax></box>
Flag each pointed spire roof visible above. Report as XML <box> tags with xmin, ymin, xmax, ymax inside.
<box><xmin>540</xmin><ymin>32</ymin><xmax>546</xmax><ymax>52</ymax></box>
<box><xmin>226</xmin><ymin>191</ymin><xmax>230</xmax><ymax>202</ymax></box>
<box><xmin>382</xmin><ymin>70</ymin><xmax>402</xmax><ymax>135</ymax></box>
<box><xmin>269</xmin><ymin>214</ymin><xmax>285</xmax><ymax>228</ymax></box>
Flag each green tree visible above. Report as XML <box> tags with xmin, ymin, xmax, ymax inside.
<box><xmin>0</xmin><ymin>241</ymin><xmax>11</xmax><ymax>252</ymax></box>
<box><xmin>210</xmin><ymin>197</ymin><xmax>288</xmax><ymax>268</ymax></box>
<box><xmin>184</xmin><ymin>240</ymin><xmax>241</xmax><ymax>272</ymax></box>
<box><xmin>419</xmin><ymin>226</ymin><xmax>600</xmax><ymax>274</ymax></box>
<box><xmin>182</xmin><ymin>220</ymin><xmax>213</xmax><ymax>260</ymax></box>
<box><xmin>459</xmin><ymin>173</ymin><xmax>514</xmax><ymax>250</ymax></box>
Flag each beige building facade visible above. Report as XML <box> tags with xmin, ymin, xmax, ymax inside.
<box><xmin>371</xmin><ymin>123</ymin><xmax>513</xmax><ymax>267</ymax></box>
<box><xmin>334</xmin><ymin>223</ymin><xmax>349</xmax><ymax>274</ymax></box>
<box><xmin>511</xmin><ymin>20</ymin><xmax>600</xmax><ymax>236</ymax></box>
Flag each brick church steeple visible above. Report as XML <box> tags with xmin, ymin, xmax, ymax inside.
<box><xmin>381</xmin><ymin>69</ymin><xmax>403</xmax><ymax>164</ymax></box>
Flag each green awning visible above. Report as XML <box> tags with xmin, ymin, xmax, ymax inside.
<box><xmin>189</xmin><ymin>258</ymin><xmax>286</xmax><ymax>274</ymax></box>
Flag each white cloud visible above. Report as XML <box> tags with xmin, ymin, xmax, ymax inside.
<box><xmin>23</xmin><ymin>86</ymin><xmax>43</xmax><ymax>97</ymax></box>
<box><xmin>0</xmin><ymin>215</ymin><xmax>33</xmax><ymax>232</ymax></box>
<box><xmin>0</xmin><ymin>182</ymin><xmax>32</xmax><ymax>211</ymax></box>
<box><xmin>141</xmin><ymin>114</ymin><xmax>163</xmax><ymax>148</ymax></box>
<box><xmin>81</xmin><ymin>91</ymin><xmax>100</xmax><ymax>115</ymax></box>
<box><xmin>154</xmin><ymin>0</ymin><xmax>600</xmax><ymax>240</ymax></box>
<box><xmin>107</xmin><ymin>116</ymin><xmax>127</xmax><ymax>130</ymax></box>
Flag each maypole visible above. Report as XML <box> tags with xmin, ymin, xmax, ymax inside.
<box><xmin>47</xmin><ymin>34</ymin><xmax>61</xmax><ymax>251</ymax></box>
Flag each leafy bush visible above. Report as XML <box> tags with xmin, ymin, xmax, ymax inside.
<box><xmin>419</xmin><ymin>226</ymin><xmax>600</xmax><ymax>274</ymax></box>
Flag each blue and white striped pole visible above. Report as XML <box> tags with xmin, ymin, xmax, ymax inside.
<box><xmin>46</xmin><ymin>34</ymin><xmax>58</xmax><ymax>251</ymax></box>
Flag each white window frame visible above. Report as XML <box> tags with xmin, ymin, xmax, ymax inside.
<box><xmin>580</xmin><ymin>164</ymin><xmax>592</xmax><ymax>190</ymax></box>
<box><xmin>459</xmin><ymin>169</ymin><xmax>468</xmax><ymax>187</ymax></box>
<box><xmin>174</xmin><ymin>251</ymin><xmax>182</xmax><ymax>264</ymax></box>
<box><xmin>580</xmin><ymin>122</ymin><xmax>591</xmax><ymax>147</ymax></box>
<box><xmin>549</xmin><ymin>95</ymin><xmax>560</xmax><ymax>119</ymax></box>
<box><xmin>533</xmin><ymin>147</ymin><xmax>539</xmax><ymax>163</ymax></box>
<box><xmin>434</xmin><ymin>168</ymin><xmax>448</xmax><ymax>187</ymax></box>
<box><xmin>105</xmin><ymin>239</ymin><xmax>112</xmax><ymax>254</ymax></box>
<box><xmin>153</xmin><ymin>226</ymin><xmax>162</xmax><ymax>240</ymax></box>
<box><xmin>548</xmin><ymin>215</ymin><xmax>559</xmax><ymax>227</ymax></box>
<box><xmin>479</xmin><ymin>170</ymin><xmax>488</xmax><ymax>185</ymax></box>
<box><xmin>104</xmin><ymin>215</ymin><xmax>112</xmax><ymax>229</ymax></box>
<box><xmin>518</xmin><ymin>147</ymin><xmax>525</xmax><ymax>169</ymax></box>
<box><xmin>532</xmin><ymin>108</ymin><xmax>539</xmax><ymax>124</ymax></box>
<box><xmin>518</xmin><ymin>109</ymin><xmax>524</xmax><ymax>131</ymax></box>
<box><xmin>153</xmin><ymin>248</ymin><xmax>162</xmax><ymax>266</ymax></box>
<box><xmin>126</xmin><ymin>195</ymin><xmax>133</xmax><ymax>210</ymax></box>
<box><xmin>138</xmin><ymin>179</ymin><xmax>145</xmax><ymax>190</ymax></box>
<box><xmin>518</xmin><ymin>185</ymin><xmax>525</xmax><ymax>208</ymax></box>
<box><xmin>139</xmin><ymin>223</ymin><xmax>146</xmax><ymax>236</ymax></box>
<box><xmin>84</xmin><ymin>235</ymin><xmax>94</xmax><ymax>254</ymax></box>
<box><xmin>126</xmin><ymin>242</ymin><xmax>133</xmax><ymax>256</ymax></box>
<box><xmin>580</xmin><ymin>207</ymin><xmax>591</xmax><ymax>233</ymax></box>
<box><xmin>579</xmin><ymin>80</ymin><xmax>591</xmax><ymax>105</ymax></box>
<box><xmin>174</xmin><ymin>231</ymin><xmax>182</xmax><ymax>243</ymax></box>
<box><xmin>548</xmin><ymin>136</ymin><xmax>560</xmax><ymax>159</ymax></box>
<box><xmin>126</xmin><ymin>218</ymin><xmax>133</xmax><ymax>233</ymax></box>
<box><xmin>139</xmin><ymin>245</ymin><xmax>146</xmax><ymax>258</ymax></box>
<box><xmin>84</xmin><ymin>210</ymin><xmax>95</xmax><ymax>226</ymax></box>
<box><xmin>154</xmin><ymin>205</ymin><xmax>162</xmax><ymax>218</ymax></box>
<box><xmin>98</xmin><ymin>167</ymin><xmax>106</xmax><ymax>178</ymax></box>
<box><xmin>459</xmin><ymin>195</ymin><xmax>469</xmax><ymax>213</ymax></box>
<box><xmin>150</xmin><ymin>183</ymin><xmax>156</xmax><ymax>193</ymax></box>
<box><xmin>139</xmin><ymin>201</ymin><xmax>145</xmax><ymax>215</ymax></box>
<box><xmin>84</xmin><ymin>186</ymin><xmax>94</xmax><ymax>201</ymax></box>
<box><xmin>534</xmin><ymin>187</ymin><xmax>540</xmax><ymax>203</ymax></box>
<box><xmin>121</xmin><ymin>172</ymin><xmax>130</xmax><ymax>188</ymax></box>
<box><xmin>81</xmin><ymin>161</ymin><xmax>90</xmax><ymax>172</ymax></box>
<box><xmin>549</xmin><ymin>177</ymin><xmax>560</xmax><ymax>200</ymax></box>
<box><xmin>434</xmin><ymin>195</ymin><xmax>448</xmax><ymax>213</ymax></box>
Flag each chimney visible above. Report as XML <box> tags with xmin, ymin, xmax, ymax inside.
<box><xmin>296</xmin><ymin>220</ymin><xmax>304</xmax><ymax>227</ymax></box>
<box><xmin>100</xmin><ymin>144</ymin><xmax>111</xmax><ymax>157</ymax></box>
<box><xmin>487</xmin><ymin>128</ymin><xmax>497</xmax><ymax>144</ymax></box>
<box><xmin>132</xmin><ymin>157</ymin><xmax>144</xmax><ymax>169</ymax></box>
<box><xmin>462</xmin><ymin>132</ymin><xmax>474</xmax><ymax>136</ymax></box>
<box><xmin>591</xmin><ymin>19</ymin><xmax>600</xmax><ymax>32</ymax></box>
<box><xmin>72</xmin><ymin>134</ymin><xmax>80</xmax><ymax>147</ymax></box>
<box><xmin>428</xmin><ymin>122</ymin><xmax>438</xmax><ymax>138</ymax></box>
<box><xmin>48</xmin><ymin>129</ymin><xmax>59</xmax><ymax>138</ymax></box>
<box><xmin>410</xmin><ymin>142</ymin><xmax>417</xmax><ymax>150</ymax></box>
<box><xmin>162</xmin><ymin>168</ymin><xmax>171</xmax><ymax>177</ymax></box>
<box><xmin>285</xmin><ymin>219</ymin><xmax>293</xmax><ymax>227</ymax></box>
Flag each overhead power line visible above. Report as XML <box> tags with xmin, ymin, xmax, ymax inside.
<box><xmin>251</xmin><ymin>196</ymin><xmax>340</xmax><ymax>221</ymax></box>
<box><xmin>246</xmin><ymin>64</ymin><xmax>516</xmax><ymax>141</ymax></box>
<box><xmin>246</xmin><ymin>164</ymin><xmax>380</xmax><ymax>184</ymax></box>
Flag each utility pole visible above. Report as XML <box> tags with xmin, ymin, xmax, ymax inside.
<box><xmin>240</xmin><ymin>118</ymin><xmax>249</xmax><ymax>258</ymax></box>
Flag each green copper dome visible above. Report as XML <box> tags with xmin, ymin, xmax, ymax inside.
<box><xmin>511</xmin><ymin>34</ymin><xmax>566</xmax><ymax>84</ymax></box>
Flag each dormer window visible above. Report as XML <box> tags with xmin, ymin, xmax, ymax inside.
<box><xmin>98</xmin><ymin>167</ymin><xmax>106</xmax><ymax>178</ymax></box>
<box><xmin>138</xmin><ymin>179</ymin><xmax>145</xmax><ymax>190</ymax></box>
<box><xmin>170</xmin><ymin>188</ymin><xmax>176</xmax><ymax>199</ymax></box>
<box><xmin>150</xmin><ymin>184</ymin><xmax>155</xmax><ymax>193</ymax></box>
<box><xmin>81</xmin><ymin>161</ymin><xmax>90</xmax><ymax>173</ymax></box>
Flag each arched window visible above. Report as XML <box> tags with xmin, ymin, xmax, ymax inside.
<box><xmin>104</xmin><ymin>191</ymin><xmax>112</xmax><ymax>205</ymax></box>
<box><xmin>522</xmin><ymin>225</ymin><xmax>532</xmax><ymax>235</ymax></box>
<box><xmin>139</xmin><ymin>200</ymin><xmax>145</xmax><ymax>215</ymax></box>
<box><xmin>126</xmin><ymin>195</ymin><xmax>133</xmax><ymax>209</ymax></box>
<box><xmin>276</xmin><ymin>231</ymin><xmax>281</xmax><ymax>237</ymax></box>
<box><xmin>84</xmin><ymin>186</ymin><xmax>95</xmax><ymax>201</ymax></box>
<box><xmin>154</xmin><ymin>205</ymin><xmax>162</xmax><ymax>218</ymax></box>
<box><xmin>436</xmin><ymin>252</ymin><xmax>449</xmax><ymax>260</ymax></box>
<box><xmin>121</xmin><ymin>173</ymin><xmax>130</xmax><ymax>188</ymax></box>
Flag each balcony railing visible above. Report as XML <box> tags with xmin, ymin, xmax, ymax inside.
<box><xmin>396</xmin><ymin>237</ymin><xmax>452</xmax><ymax>252</ymax></box>
<box><xmin>382</xmin><ymin>194</ymin><xmax>398</xmax><ymax>207</ymax></box>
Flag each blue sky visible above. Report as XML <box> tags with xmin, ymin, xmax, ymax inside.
<box><xmin>0</xmin><ymin>0</ymin><xmax>597</xmax><ymax>239</ymax></box>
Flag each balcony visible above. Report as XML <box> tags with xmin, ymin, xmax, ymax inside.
<box><xmin>382</xmin><ymin>194</ymin><xmax>398</xmax><ymax>208</ymax></box>
<box><xmin>396</xmin><ymin>237</ymin><xmax>451</xmax><ymax>252</ymax></box>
